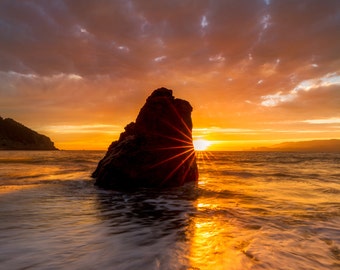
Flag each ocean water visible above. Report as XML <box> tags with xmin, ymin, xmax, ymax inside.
<box><xmin>0</xmin><ymin>150</ymin><xmax>339</xmax><ymax>270</ymax></box>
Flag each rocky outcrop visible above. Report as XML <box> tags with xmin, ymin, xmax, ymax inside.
<box><xmin>0</xmin><ymin>117</ymin><xmax>58</xmax><ymax>150</ymax></box>
<box><xmin>92</xmin><ymin>87</ymin><xmax>198</xmax><ymax>189</ymax></box>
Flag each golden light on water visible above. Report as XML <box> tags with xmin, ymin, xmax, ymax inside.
<box><xmin>189</xmin><ymin>202</ymin><xmax>248</xmax><ymax>270</ymax></box>
<box><xmin>0</xmin><ymin>185</ymin><xmax>38</xmax><ymax>195</ymax></box>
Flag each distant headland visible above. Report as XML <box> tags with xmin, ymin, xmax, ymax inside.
<box><xmin>0</xmin><ymin>117</ymin><xmax>58</xmax><ymax>150</ymax></box>
<box><xmin>250</xmin><ymin>139</ymin><xmax>340</xmax><ymax>152</ymax></box>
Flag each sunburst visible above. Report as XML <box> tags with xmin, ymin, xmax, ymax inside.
<box><xmin>193</xmin><ymin>139</ymin><xmax>211</xmax><ymax>151</ymax></box>
<box><xmin>145</xmin><ymin>109</ymin><xmax>199</xmax><ymax>186</ymax></box>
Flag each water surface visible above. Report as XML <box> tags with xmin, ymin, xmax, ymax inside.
<box><xmin>0</xmin><ymin>151</ymin><xmax>339</xmax><ymax>269</ymax></box>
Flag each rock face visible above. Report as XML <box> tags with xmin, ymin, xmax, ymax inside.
<box><xmin>92</xmin><ymin>87</ymin><xmax>199</xmax><ymax>189</ymax></box>
<box><xmin>0</xmin><ymin>117</ymin><xmax>58</xmax><ymax>150</ymax></box>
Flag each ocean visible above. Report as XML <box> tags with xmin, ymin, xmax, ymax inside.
<box><xmin>0</xmin><ymin>150</ymin><xmax>339</xmax><ymax>270</ymax></box>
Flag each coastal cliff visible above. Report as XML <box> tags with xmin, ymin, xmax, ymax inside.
<box><xmin>0</xmin><ymin>117</ymin><xmax>58</xmax><ymax>150</ymax></box>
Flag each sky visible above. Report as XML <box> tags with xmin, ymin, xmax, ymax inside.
<box><xmin>0</xmin><ymin>0</ymin><xmax>339</xmax><ymax>150</ymax></box>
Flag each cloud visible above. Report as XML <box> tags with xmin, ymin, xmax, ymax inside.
<box><xmin>264</xmin><ymin>0</ymin><xmax>271</xmax><ymax>6</ymax></box>
<box><xmin>0</xmin><ymin>0</ymin><xmax>339</xmax><ymax>147</ymax></box>
<box><xmin>5</xmin><ymin>71</ymin><xmax>83</xmax><ymax>81</ymax></box>
<box><xmin>154</xmin><ymin>56</ymin><xmax>167</xmax><ymax>62</ymax></box>
<box><xmin>261</xmin><ymin>73</ymin><xmax>340</xmax><ymax>107</ymax></box>
<box><xmin>209</xmin><ymin>54</ymin><xmax>225</xmax><ymax>63</ymax></box>
<box><xmin>0</xmin><ymin>0</ymin><xmax>339</xmax><ymax>79</ymax></box>
<box><xmin>200</xmin><ymin>15</ymin><xmax>208</xmax><ymax>29</ymax></box>
<box><xmin>44</xmin><ymin>124</ymin><xmax>122</xmax><ymax>134</ymax></box>
<box><xmin>302</xmin><ymin>118</ymin><xmax>340</xmax><ymax>124</ymax></box>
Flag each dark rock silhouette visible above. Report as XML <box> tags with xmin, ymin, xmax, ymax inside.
<box><xmin>0</xmin><ymin>116</ymin><xmax>58</xmax><ymax>150</ymax></box>
<box><xmin>92</xmin><ymin>87</ymin><xmax>198</xmax><ymax>189</ymax></box>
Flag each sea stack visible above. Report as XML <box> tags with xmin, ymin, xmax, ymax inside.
<box><xmin>92</xmin><ymin>87</ymin><xmax>198</xmax><ymax>189</ymax></box>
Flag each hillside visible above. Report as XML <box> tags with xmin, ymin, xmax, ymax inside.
<box><xmin>0</xmin><ymin>117</ymin><xmax>58</xmax><ymax>150</ymax></box>
<box><xmin>251</xmin><ymin>139</ymin><xmax>340</xmax><ymax>152</ymax></box>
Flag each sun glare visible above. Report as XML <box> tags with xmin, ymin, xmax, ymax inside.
<box><xmin>193</xmin><ymin>139</ymin><xmax>211</xmax><ymax>151</ymax></box>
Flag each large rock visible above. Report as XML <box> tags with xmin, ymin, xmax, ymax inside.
<box><xmin>92</xmin><ymin>87</ymin><xmax>198</xmax><ymax>189</ymax></box>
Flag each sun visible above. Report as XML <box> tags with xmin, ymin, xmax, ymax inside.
<box><xmin>193</xmin><ymin>139</ymin><xmax>211</xmax><ymax>151</ymax></box>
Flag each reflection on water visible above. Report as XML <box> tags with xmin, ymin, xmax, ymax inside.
<box><xmin>0</xmin><ymin>151</ymin><xmax>339</xmax><ymax>269</ymax></box>
<box><xmin>190</xmin><ymin>211</ymin><xmax>242</xmax><ymax>270</ymax></box>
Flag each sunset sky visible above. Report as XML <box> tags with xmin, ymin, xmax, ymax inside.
<box><xmin>0</xmin><ymin>0</ymin><xmax>339</xmax><ymax>150</ymax></box>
